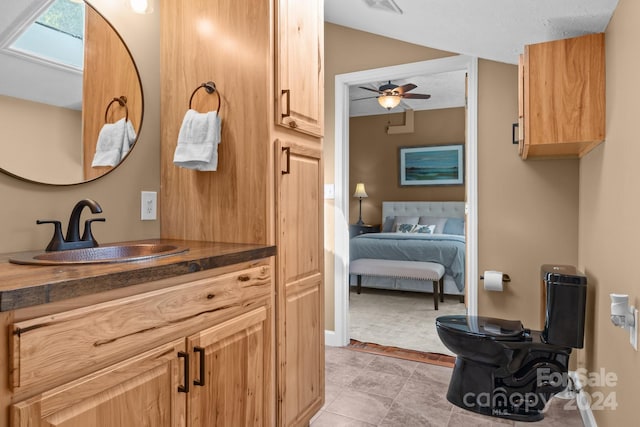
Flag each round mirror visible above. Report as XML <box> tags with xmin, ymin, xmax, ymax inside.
<box><xmin>0</xmin><ymin>0</ymin><xmax>143</xmax><ymax>185</ymax></box>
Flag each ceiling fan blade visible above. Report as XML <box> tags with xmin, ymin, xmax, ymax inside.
<box><xmin>396</xmin><ymin>83</ymin><xmax>417</xmax><ymax>94</ymax></box>
<box><xmin>402</xmin><ymin>93</ymin><xmax>431</xmax><ymax>99</ymax></box>
<box><xmin>352</xmin><ymin>96</ymin><xmax>378</xmax><ymax>101</ymax></box>
<box><xmin>358</xmin><ymin>86</ymin><xmax>382</xmax><ymax>94</ymax></box>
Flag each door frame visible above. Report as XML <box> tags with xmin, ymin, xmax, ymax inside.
<box><xmin>328</xmin><ymin>55</ymin><xmax>479</xmax><ymax>347</ymax></box>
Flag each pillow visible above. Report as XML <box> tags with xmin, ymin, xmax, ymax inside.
<box><xmin>396</xmin><ymin>223</ymin><xmax>417</xmax><ymax>233</ymax></box>
<box><xmin>443</xmin><ymin>217</ymin><xmax>465</xmax><ymax>235</ymax></box>
<box><xmin>418</xmin><ymin>216</ymin><xmax>447</xmax><ymax>234</ymax></box>
<box><xmin>392</xmin><ymin>216</ymin><xmax>419</xmax><ymax>232</ymax></box>
<box><xmin>382</xmin><ymin>216</ymin><xmax>396</xmax><ymax>232</ymax></box>
<box><xmin>412</xmin><ymin>224</ymin><xmax>435</xmax><ymax>234</ymax></box>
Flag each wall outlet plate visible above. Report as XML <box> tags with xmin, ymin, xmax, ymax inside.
<box><xmin>631</xmin><ymin>308</ymin><xmax>638</xmax><ymax>351</ymax></box>
<box><xmin>141</xmin><ymin>191</ymin><xmax>157</xmax><ymax>220</ymax></box>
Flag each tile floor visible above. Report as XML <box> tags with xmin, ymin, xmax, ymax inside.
<box><xmin>311</xmin><ymin>346</ymin><xmax>585</xmax><ymax>427</ymax></box>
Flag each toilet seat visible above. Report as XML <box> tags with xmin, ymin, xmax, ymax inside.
<box><xmin>436</xmin><ymin>315</ymin><xmax>526</xmax><ymax>341</ymax></box>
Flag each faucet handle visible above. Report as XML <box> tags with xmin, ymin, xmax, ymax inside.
<box><xmin>37</xmin><ymin>220</ymin><xmax>65</xmax><ymax>252</ymax></box>
<box><xmin>81</xmin><ymin>218</ymin><xmax>105</xmax><ymax>247</ymax></box>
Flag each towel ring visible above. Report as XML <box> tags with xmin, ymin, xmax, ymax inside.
<box><xmin>104</xmin><ymin>96</ymin><xmax>129</xmax><ymax>123</ymax></box>
<box><xmin>189</xmin><ymin>81</ymin><xmax>221</xmax><ymax>114</ymax></box>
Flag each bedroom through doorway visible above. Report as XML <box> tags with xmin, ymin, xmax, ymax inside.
<box><xmin>331</xmin><ymin>56</ymin><xmax>479</xmax><ymax>356</ymax></box>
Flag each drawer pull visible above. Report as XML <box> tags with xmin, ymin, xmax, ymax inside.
<box><xmin>178</xmin><ymin>351</ymin><xmax>190</xmax><ymax>393</ymax></box>
<box><xmin>194</xmin><ymin>346</ymin><xmax>206</xmax><ymax>386</ymax></box>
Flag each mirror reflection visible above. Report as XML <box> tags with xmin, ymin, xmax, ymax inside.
<box><xmin>0</xmin><ymin>0</ymin><xmax>143</xmax><ymax>185</ymax></box>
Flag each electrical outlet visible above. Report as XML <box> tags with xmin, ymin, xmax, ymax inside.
<box><xmin>631</xmin><ymin>308</ymin><xmax>638</xmax><ymax>351</ymax></box>
<box><xmin>141</xmin><ymin>191</ymin><xmax>157</xmax><ymax>220</ymax></box>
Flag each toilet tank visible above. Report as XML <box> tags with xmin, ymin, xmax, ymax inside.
<box><xmin>541</xmin><ymin>265</ymin><xmax>587</xmax><ymax>348</ymax></box>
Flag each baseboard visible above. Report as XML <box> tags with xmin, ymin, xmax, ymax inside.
<box><xmin>324</xmin><ymin>329</ymin><xmax>343</xmax><ymax>347</ymax></box>
<box><xmin>569</xmin><ymin>371</ymin><xmax>598</xmax><ymax>427</ymax></box>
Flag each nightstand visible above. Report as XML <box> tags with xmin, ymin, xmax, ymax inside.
<box><xmin>349</xmin><ymin>223</ymin><xmax>380</xmax><ymax>238</ymax></box>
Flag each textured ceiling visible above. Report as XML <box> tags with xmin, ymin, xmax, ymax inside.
<box><xmin>332</xmin><ymin>0</ymin><xmax>619</xmax><ymax>117</ymax></box>
<box><xmin>325</xmin><ymin>0</ymin><xmax>618</xmax><ymax>65</ymax></box>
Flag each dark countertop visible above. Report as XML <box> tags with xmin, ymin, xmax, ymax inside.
<box><xmin>0</xmin><ymin>239</ymin><xmax>276</xmax><ymax>312</ymax></box>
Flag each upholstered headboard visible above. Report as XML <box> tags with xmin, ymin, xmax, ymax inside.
<box><xmin>382</xmin><ymin>201</ymin><xmax>465</xmax><ymax>224</ymax></box>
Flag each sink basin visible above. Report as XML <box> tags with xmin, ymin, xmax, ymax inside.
<box><xmin>9</xmin><ymin>243</ymin><xmax>188</xmax><ymax>265</ymax></box>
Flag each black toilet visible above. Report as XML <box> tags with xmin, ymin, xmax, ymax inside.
<box><xmin>436</xmin><ymin>265</ymin><xmax>587</xmax><ymax>422</ymax></box>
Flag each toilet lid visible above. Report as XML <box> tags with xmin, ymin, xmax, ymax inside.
<box><xmin>436</xmin><ymin>315</ymin><xmax>525</xmax><ymax>341</ymax></box>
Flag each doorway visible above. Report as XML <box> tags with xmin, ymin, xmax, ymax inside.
<box><xmin>328</xmin><ymin>55</ymin><xmax>479</xmax><ymax>347</ymax></box>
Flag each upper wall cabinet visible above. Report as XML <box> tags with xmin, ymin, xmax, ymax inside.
<box><xmin>518</xmin><ymin>33</ymin><xmax>605</xmax><ymax>159</ymax></box>
<box><xmin>275</xmin><ymin>0</ymin><xmax>324</xmax><ymax>137</ymax></box>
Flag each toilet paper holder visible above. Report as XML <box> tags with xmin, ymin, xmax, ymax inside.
<box><xmin>480</xmin><ymin>273</ymin><xmax>511</xmax><ymax>282</ymax></box>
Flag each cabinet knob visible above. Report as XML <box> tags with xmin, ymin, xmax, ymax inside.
<box><xmin>289</xmin><ymin>120</ymin><xmax>298</xmax><ymax>129</ymax></box>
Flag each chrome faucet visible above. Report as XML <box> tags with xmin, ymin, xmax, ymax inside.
<box><xmin>37</xmin><ymin>199</ymin><xmax>105</xmax><ymax>251</ymax></box>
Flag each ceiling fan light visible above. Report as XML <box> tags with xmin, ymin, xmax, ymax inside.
<box><xmin>378</xmin><ymin>94</ymin><xmax>401</xmax><ymax>110</ymax></box>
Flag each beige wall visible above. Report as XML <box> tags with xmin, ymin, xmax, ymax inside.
<box><xmin>0</xmin><ymin>96</ymin><xmax>82</xmax><ymax>184</ymax></box>
<box><xmin>349</xmin><ymin>108</ymin><xmax>465</xmax><ymax>225</ymax></box>
<box><xmin>0</xmin><ymin>0</ymin><xmax>160</xmax><ymax>253</ymax></box>
<box><xmin>476</xmin><ymin>60</ymin><xmax>579</xmax><ymax>328</ymax></box>
<box><xmin>579</xmin><ymin>0</ymin><xmax>640</xmax><ymax>424</ymax></box>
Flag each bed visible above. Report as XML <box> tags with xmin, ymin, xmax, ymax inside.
<box><xmin>349</xmin><ymin>201</ymin><xmax>466</xmax><ymax>297</ymax></box>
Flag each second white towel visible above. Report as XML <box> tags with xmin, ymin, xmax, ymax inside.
<box><xmin>173</xmin><ymin>109</ymin><xmax>221</xmax><ymax>171</ymax></box>
<box><xmin>91</xmin><ymin>118</ymin><xmax>137</xmax><ymax>167</ymax></box>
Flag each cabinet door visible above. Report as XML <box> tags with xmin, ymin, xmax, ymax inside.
<box><xmin>275</xmin><ymin>141</ymin><xmax>324</xmax><ymax>426</ymax></box>
<box><xmin>11</xmin><ymin>339</ymin><xmax>186</xmax><ymax>427</ymax></box>
<box><xmin>275</xmin><ymin>0</ymin><xmax>324</xmax><ymax>137</ymax></box>
<box><xmin>187</xmin><ymin>306</ymin><xmax>271</xmax><ymax>427</ymax></box>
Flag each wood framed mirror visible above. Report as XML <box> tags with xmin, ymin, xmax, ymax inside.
<box><xmin>0</xmin><ymin>0</ymin><xmax>143</xmax><ymax>185</ymax></box>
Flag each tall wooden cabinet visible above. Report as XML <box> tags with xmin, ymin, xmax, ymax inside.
<box><xmin>275</xmin><ymin>141</ymin><xmax>324</xmax><ymax>426</ymax></box>
<box><xmin>160</xmin><ymin>0</ymin><xmax>324</xmax><ymax>426</ymax></box>
<box><xmin>518</xmin><ymin>33</ymin><xmax>605</xmax><ymax>159</ymax></box>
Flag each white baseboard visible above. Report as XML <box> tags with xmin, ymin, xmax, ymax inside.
<box><xmin>568</xmin><ymin>371</ymin><xmax>598</xmax><ymax>427</ymax></box>
<box><xmin>324</xmin><ymin>329</ymin><xmax>343</xmax><ymax>347</ymax></box>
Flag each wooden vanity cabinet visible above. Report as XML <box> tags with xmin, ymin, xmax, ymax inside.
<box><xmin>8</xmin><ymin>263</ymin><xmax>273</xmax><ymax>427</ymax></box>
<box><xmin>519</xmin><ymin>33</ymin><xmax>605</xmax><ymax>159</ymax></box>
<box><xmin>275</xmin><ymin>0</ymin><xmax>324</xmax><ymax>137</ymax></box>
<box><xmin>12</xmin><ymin>339</ymin><xmax>186</xmax><ymax>427</ymax></box>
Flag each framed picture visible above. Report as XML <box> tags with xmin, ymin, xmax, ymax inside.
<box><xmin>399</xmin><ymin>144</ymin><xmax>464</xmax><ymax>186</ymax></box>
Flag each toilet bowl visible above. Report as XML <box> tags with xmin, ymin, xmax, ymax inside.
<box><xmin>436</xmin><ymin>265</ymin><xmax>587</xmax><ymax>422</ymax></box>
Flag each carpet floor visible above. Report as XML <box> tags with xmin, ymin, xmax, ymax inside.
<box><xmin>349</xmin><ymin>287</ymin><xmax>466</xmax><ymax>356</ymax></box>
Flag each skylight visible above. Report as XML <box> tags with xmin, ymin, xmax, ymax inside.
<box><xmin>10</xmin><ymin>0</ymin><xmax>85</xmax><ymax>70</ymax></box>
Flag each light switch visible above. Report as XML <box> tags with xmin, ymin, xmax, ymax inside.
<box><xmin>324</xmin><ymin>184</ymin><xmax>335</xmax><ymax>200</ymax></box>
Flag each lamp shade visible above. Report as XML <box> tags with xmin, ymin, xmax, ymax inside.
<box><xmin>353</xmin><ymin>183</ymin><xmax>368</xmax><ymax>198</ymax></box>
<box><xmin>378</xmin><ymin>94</ymin><xmax>401</xmax><ymax>110</ymax></box>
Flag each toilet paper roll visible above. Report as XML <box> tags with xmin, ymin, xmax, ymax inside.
<box><xmin>483</xmin><ymin>270</ymin><xmax>504</xmax><ymax>292</ymax></box>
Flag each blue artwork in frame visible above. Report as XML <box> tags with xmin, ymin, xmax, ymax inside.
<box><xmin>399</xmin><ymin>144</ymin><xmax>464</xmax><ymax>186</ymax></box>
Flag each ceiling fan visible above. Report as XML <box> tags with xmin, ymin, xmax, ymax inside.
<box><xmin>355</xmin><ymin>81</ymin><xmax>431</xmax><ymax>110</ymax></box>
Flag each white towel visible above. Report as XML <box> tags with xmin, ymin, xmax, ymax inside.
<box><xmin>173</xmin><ymin>109</ymin><xmax>221</xmax><ymax>171</ymax></box>
<box><xmin>91</xmin><ymin>118</ymin><xmax>137</xmax><ymax>167</ymax></box>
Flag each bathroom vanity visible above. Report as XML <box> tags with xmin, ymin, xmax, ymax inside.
<box><xmin>0</xmin><ymin>240</ymin><xmax>276</xmax><ymax>426</ymax></box>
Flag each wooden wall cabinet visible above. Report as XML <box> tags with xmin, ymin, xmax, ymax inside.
<box><xmin>275</xmin><ymin>0</ymin><xmax>324</xmax><ymax>137</ymax></box>
<box><xmin>519</xmin><ymin>33</ymin><xmax>605</xmax><ymax>159</ymax></box>
<box><xmin>9</xmin><ymin>264</ymin><xmax>273</xmax><ymax>427</ymax></box>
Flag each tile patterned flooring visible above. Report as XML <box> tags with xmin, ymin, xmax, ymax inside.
<box><xmin>311</xmin><ymin>346</ymin><xmax>585</xmax><ymax>427</ymax></box>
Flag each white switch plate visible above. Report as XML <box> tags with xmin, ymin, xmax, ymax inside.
<box><xmin>324</xmin><ymin>184</ymin><xmax>335</xmax><ymax>200</ymax></box>
<box><xmin>141</xmin><ymin>191</ymin><xmax>157</xmax><ymax>220</ymax></box>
